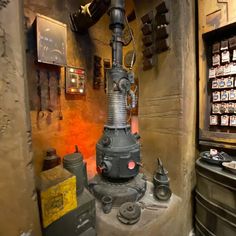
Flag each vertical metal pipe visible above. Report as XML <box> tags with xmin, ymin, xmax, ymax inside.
<box><xmin>106</xmin><ymin>0</ymin><xmax>128</xmax><ymax>128</ymax></box>
<box><xmin>109</xmin><ymin>0</ymin><xmax>125</xmax><ymax>66</ymax></box>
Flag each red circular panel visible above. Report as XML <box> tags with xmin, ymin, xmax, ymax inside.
<box><xmin>128</xmin><ymin>161</ymin><xmax>136</xmax><ymax>170</ymax></box>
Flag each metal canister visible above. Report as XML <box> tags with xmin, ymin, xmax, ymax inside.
<box><xmin>63</xmin><ymin>147</ymin><xmax>88</xmax><ymax>195</ymax></box>
<box><xmin>153</xmin><ymin>158</ymin><xmax>172</xmax><ymax>201</ymax></box>
<box><xmin>42</xmin><ymin>148</ymin><xmax>61</xmax><ymax>171</ymax></box>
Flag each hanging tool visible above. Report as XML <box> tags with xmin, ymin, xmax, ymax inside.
<box><xmin>46</xmin><ymin>71</ymin><xmax>53</xmax><ymax>113</ymax></box>
<box><xmin>46</xmin><ymin>70</ymin><xmax>53</xmax><ymax>125</ymax></box>
<box><xmin>36</xmin><ymin>69</ymin><xmax>44</xmax><ymax>129</ymax></box>
<box><xmin>56</xmin><ymin>70</ymin><xmax>63</xmax><ymax>120</ymax></box>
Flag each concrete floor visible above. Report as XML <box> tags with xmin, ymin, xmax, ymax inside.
<box><xmin>96</xmin><ymin>182</ymin><xmax>182</xmax><ymax>236</ymax></box>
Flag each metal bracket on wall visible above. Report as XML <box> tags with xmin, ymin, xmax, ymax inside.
<box><xmin>140</xmin><ymin>0</ymin><xmax>170</xmax><ymax>71</ymax></box>
<box><xmin>155</xmin><ymin>0</ymin><xmax>170</xmax><ymax>54</ymax></box>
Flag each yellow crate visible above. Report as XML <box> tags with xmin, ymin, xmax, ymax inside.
<box><xmin>38</xmin><ymin>166</ymin><xmax>77</xmax><ymax>228</ymax></box>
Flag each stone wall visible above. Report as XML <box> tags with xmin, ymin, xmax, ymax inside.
<box><xmin>133</xmin><ymin>0</ymin><xmax>196</xmax><ymax>235</ymax></box>
<box><xmin>0</xmin><ymin>1</ymin><xmax>41</xmax><ymax>235</ymax></box>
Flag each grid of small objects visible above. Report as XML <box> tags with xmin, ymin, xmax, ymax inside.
<box><xmin>209</xmin><ymin>36</ymin><xmax>236</xmax><ymax>127</ymax></box>
<box><xmin>141</xmin><ymin>1</ymin><xmax>169</xmax><ymax>71</ymax></box>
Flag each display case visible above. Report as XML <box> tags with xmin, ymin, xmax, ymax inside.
<box><xmin>198</xmin><ymin>0</ymin><xmax>236</xmax><ymax>150</ymax></box>
<box><xmin>199</xmin><ymin>22</ymin><xmax>236</xmax><ymax>149</ymax></box>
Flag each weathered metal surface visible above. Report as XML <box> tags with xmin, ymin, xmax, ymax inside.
<box><xmin>195</xmin><ymin>158</ymin><xmax>236</xmax><ymax>235</ymax></box>
<box><xmin>89</xmin><ymin>173</ymin><xmax>146</xmax><ymax>207</ymax></box>
<box><xmin>42</xmin><ymin>148</ymin><xmax>61</xmax><ymax>171</ymax></box>
<box><xmin>43</xmin><ymin>189</ymin><xmax>96</xmax><ymax>236</ymax></box>
<box><xmin>63</xmin><ymin>147</ymin><xmax>88</xmax><ymax>195</ymax></box>
<box><xmin>96</xmin><ymin>0</ymin><xmax>141</xmax><ymax>179</ymax></box>
<box><xmin>38</xmin><ymin>166</ymin><xmax>77</xmax><ymax>228</ymax></box>
<box><xmin>117</xmin><ymin>202</ymin><xmax>141</xmax><ymax>225</ymax></box>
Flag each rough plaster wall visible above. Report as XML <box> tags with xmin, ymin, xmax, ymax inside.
<box><xmin>134</xmin><ymin>0</ymin><xmax>196</xmax><ymax>235</ymax></box>
<box><xmin>0</xmin><ymin>1</ymin><xmax>41</xmax><ymax>236</ymax></box>
<box><xmin>24</xmin><ymin>0</ymin><xmax>111</xmax><ymax>176</ymax></box>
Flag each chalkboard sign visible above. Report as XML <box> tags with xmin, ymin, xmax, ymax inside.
<box><xmin>36</xmin><ymin>14</ymin><xmax>67</xmax><ymax>66</ymax></box>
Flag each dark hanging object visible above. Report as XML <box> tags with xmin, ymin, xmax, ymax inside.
<box><xmin>42</xmin><ymin>148</ymin><xmax>61</xmax><ymax>171</ymax></box>
<box><xmin>153</xmin><ymin>158</ymin><xmax>172</xmax><ymax>201</ymax></box>
<box><xmin>63</xmin><ymin>145</ymin><xmax>88</xmax><ymax>195</ymax></box>
<box><xmin>93</xmin><ymin>55</ymin><xmax>102</xmax><ymax>89</ymax></box>
<box><xmin>70</xmin><ymin>0</ymin><xmax>111</xmax><ymax>33</ymax></box>
<box><xmin>141</xmin><ymin>11</ymin><xmax>154</xmax><ymax>24</ymax></box>
<box><xmin>103</xmin><ymin>59</ymin><xmax>111</xmax><ymax>93</ymax></box>
<box><xmin>89</xmin><ymin>173</ymin><xmax>146</xmax><ymax>207</ymax></box>
<box><xmin>156</xmin><ymin>1</ymin><xmax>169</xmax><ymax>14</ymax></box>
<box><xmin>127</xmin><ymin>9</ymin><xmax>136</xmax><ymax>22</ymax></box>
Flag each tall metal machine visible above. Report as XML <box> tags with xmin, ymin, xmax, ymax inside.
<box><xmin>96</xmin><ymin>0</ymin><xmax>140</xmax><ymax>179</ymax></box>
<box><xmin>90</xmin><ymin>0</ymin><xmax>146</xmax><ymax>206</ymax></box>
<box><xmin>71</xmin><ymin>0</ymin><xmax>146</xmax><ymax>207</ymax></box>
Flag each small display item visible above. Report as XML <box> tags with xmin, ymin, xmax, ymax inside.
<box><xmin>212</xmin><ymin>79</ymin><xmax>218</xmax><ymax>89</ymax></box>
<box><xmin>65</xmin><ymin>67</ymin><xmax>86</xmax><ymax>94</ymax></box>
<box><xmin>233</xmin><ymin>50</ymin><xmax>236</xmax><ymax>61</ymax></box>
<box><xmin>221</xmin><ymin>40</ymin><xmax>228</xmax><ymax>51</ymax></box>
<box><xmin>210</xmin><ymin>115</ymin><xmax>218</xmax><ymax>125</ymax></box>
<box><xmin>221</xmin><ymin>90</ymin><xmax>229</xmax><ymax>101</ymax></box>
<box><xmin>231</xmin><ymin>63</ymin><xmax>236</xmax><ymax>74</ymax></box>
<box><xmin>212</xmin><ymin>54</ymin><xmax>220</xmax><ymax>66</ymax></box>
<box><xmin>228</xmin><ymin>103</ymin><xmax>235</xmax><ymax>113</ymax></box>
<box><xmin>220</xmin><ymin>103</ymin><xmax>228</xmax><ymax>114</ymax></box>
<box><xmin>200</xmin><ymin>151</ymin><xmax>232</xmax><ymax>165</ymax></box>
<box><xmin>212</xmin><ymin>103</ymin><xmax>220</xmax><ymax>114</ymax></box>
<box><xmin>212</xmin><ymin>42</ymin><xmax>220</xmax><ymax>54</ymax></box>
<box><xmin>229</xmin><ymin>89</ymin><xmax>236</xmax><ymax>101</ymax></box>
<box><xmin>215</xmin><ymin>65</ymin><xmax>224</xmax><ymax>77</ymax></box>
<box><xmin>230</xmin><ymin>116</ymin><xmax>236</xmax><ymax>126</ymax></box>
<box><xmin>226</xmin><ymin>77</ymin><xmax>234</xmax><ymax>88</ymax></box>
<box><xmin>221</xmin><ymin>115</ymin><xmax>229</xmax><ymax>126</ymax></box>
<box><xmin>221</xmin><ymin>50</ymin><xmax>230</xmax><ymax>63</ymax></box>
<box><xmin>229</xmin><ymin>36</ymin><xmax>236</xmax><ymax>50</ymax></box>
<box><xmin>210</xmin><ymin>149</ymin><xmax>218</xmax><ymax>156</ymax></box>
<box><xmin>212</xmin><ymin>91</ymin><xmax>221</xmax><ymax>102</ymax></box>
<box><xmin>38</xmin><ymin>166</ymin><xmax>77</xmax><ymax>228</ymax></box>
<box><xmin>224</xmin><ymin>63</ymin><xmax>231</xmax><ymax>75</ymax></box>
<box><xmin>209</xmin><ymin>68</ymin><xmax>216</xmax><ymax>78</ymax></box>
<box><xmin>218</xmin><ymin>78</ymin><xmax>226</xmax><ymax>88</ymax></box>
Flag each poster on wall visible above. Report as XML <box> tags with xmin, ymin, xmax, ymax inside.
<box><xmin>36</xmin><ymin>14</ymin><xmax>67</xmax><ymax>66</ymax></box>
